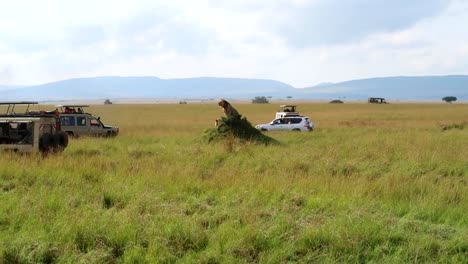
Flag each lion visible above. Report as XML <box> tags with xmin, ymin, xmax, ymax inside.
<box><xmin>218</xmin><ymin>99</ymin><xmax>240</xmax><ymax>118</ymax></box>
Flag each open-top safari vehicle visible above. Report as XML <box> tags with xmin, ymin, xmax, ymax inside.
<box><xmin>0</xmin><ymin>101</ymin><xmax>68</xmax><ymax>153</ymax></box>
<box><xmin>55</xmin><ymin>104</ymin><xmax>119</xmax><ymax>137</ymax></box>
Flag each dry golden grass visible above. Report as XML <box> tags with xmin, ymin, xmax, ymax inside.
<box><xmin>0</xmin><ymin>102</ymin><xmax>467</xmax><ymax>263</ymax></box>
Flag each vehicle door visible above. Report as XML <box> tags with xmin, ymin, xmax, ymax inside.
<box><xmin>270</xmin><ymin>118</ymin><xmax>287</xmax><ymax>131</ymax></box>
<box><xmin>75</xmin><ymin>115</ymin><xmax>90</xmax><ymax>136</ymax></box>
<box><xmin>288</xmin><ymin>118</ymin><xmax>303</xmax><ymax>130</ymax></box>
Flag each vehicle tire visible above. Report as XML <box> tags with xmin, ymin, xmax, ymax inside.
<box><xmin>66</xmin><ymin>131</ymin><xmax>75</xmax><ymax>138</ymax></box>
<box><xmin>39</xmin><ymin>133</ymin><xmax>54</xmax><ymax>153</ymax></box>
<box><xmin>292</xmin><ymin>128</ymin><xmax>301</xmax><ymax>131</ymax></box>
<box><xmin>260</xmin><ymin>128</ymin><xmax>268</xmax><ymax>131</ymax></box>
<box><xmin>56</xmin><ymin>131</ymin><xmax>69</xmax><ymax>150</ymax></box>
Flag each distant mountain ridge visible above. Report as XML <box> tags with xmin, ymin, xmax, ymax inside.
<box><xmin>2</xmin><ymin>76</ymin><xmax>299</xmax><ymax>101</ymax></box>
<box><xmin>1</xmin><ymin>75</ymin><xmax>468</xmax><ymax>101</ymax></box>
<box><xmin>303</xmin><ymin>75</ymin><xmax>468</xmax><ymax>100</ymax></box>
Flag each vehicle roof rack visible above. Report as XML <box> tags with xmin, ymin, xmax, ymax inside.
<box><xmin>0</xmin><ymin>101</ymin><xmax>40</xmax><ymax>115</ymax></box>
<box><xmin>55</xmin><ymin>104</ymin><xmax>90</xmax><ymax>108</ymax></box>
<box><xmin>0</xmin><ymin>101</ymin><xmax>39</xmax><ymax>105</ymax></box>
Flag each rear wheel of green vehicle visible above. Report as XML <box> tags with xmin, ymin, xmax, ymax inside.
<box><xmin>55</xmin><ymin>132</ymin><xmax>69</xmax><ymax>151</ymax></box>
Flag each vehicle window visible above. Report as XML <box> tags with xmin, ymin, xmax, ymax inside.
<box><xmin>90</xmin><ymin>119</ymin><xmax>100</xmax><ymax>127</ymax></box>
<box><xmin>77</xmin><ymin>117</ymin><xmax>86</xmax><ymax>126</ymax></box>
<box><xmin>290</xmin><ymin>118</ymin><xmax>302</xmax><ymax>124</ymax></box>
<box><xmin>60</xmin><ymin>116</ymin><xmax>76</xmax><ymax>126</ymax></box>
<box><xmin>273</xmin><ymin>119</ymin><xmax>285</xmax><ymax>124</ymax></box>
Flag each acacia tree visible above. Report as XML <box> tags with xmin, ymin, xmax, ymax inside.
<box><xmin>442</xmin><ymin>96</ymin><xmax>457</xmax><ymax>103</ymax></box>
<box><xmin>252</xmin><ymin>96</ymin><xmax>269</xmax><ymax>104</ymax></box>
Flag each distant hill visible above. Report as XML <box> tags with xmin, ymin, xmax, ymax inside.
<box><xmin>1</xmin><ymin>75</ymin><xmax>468</xmax><ymax>101</ymax></box>
<box><xmin>303</xmin><ymin>75</ymin><xmax>468</xmax><ymax>100</ymax></box>
<box><xmin>2</xmin><ymin>76</ymin><xmax>300</xmax><ymax>101</ymax></box>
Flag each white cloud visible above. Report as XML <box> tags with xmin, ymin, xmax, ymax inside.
<box><xmin>0</xmin><ymin>0</ymin><xmax>467</xmax><ymax>87</ymax></box>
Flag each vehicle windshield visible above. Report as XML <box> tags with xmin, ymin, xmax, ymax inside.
<box><xmin>90</xmin><ymin>118</ymin><xmax>103</xmax><ymax>127</ymax></box>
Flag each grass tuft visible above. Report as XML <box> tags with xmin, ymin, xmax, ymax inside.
<box><xmin>440</xmin><ymin>121</ymin><xmax>466</xmax><ymax>131</ymax></box>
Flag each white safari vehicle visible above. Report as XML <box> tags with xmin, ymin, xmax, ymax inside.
<box><xmin>255</xmin><ymin>104</ymin><xmax>315</xmax><ymax>132</ymax></box>
<box><xmin>56</xmin><ymin>105</ymin><xmax>119</xmax><ymax>137</ymax></box>
<box><xmin>0</xmin><ymin>102</ymin><xmax>68</xmax><ymax>153</ymax></box>
<box><xmin>255</xmin><ymin>116</ymin><xmax>314</xmax><ymax>132</ymax></box>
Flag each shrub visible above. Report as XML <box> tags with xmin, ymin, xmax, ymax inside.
<box><xmin>442</xmin><ymin>96</ymin><xmax>457</xmax><ymax>103</ymax></box>
<box><xmin>204</xmin><ymin>115</ymin><xmax>278</xmax><ymax>145</ymax></box>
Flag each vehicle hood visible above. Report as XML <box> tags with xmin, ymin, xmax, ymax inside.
<box><xmin>255</xmin><ymin>123</ymin><xmax>271</xmax><ymax>128</ymax></box>
<box><xmin>103</xmin><ymin>125</ymin><xmax>119</xmax><ymax>130</ymax></box>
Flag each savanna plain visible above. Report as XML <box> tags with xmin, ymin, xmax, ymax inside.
<box><xmin>0</xmin><ymin>103</ymin><xmax>467</xmax><ymax>263</ymax></box>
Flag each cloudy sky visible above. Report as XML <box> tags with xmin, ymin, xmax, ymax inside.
<box><xmin>1</xmin><ymin>0</ymin><xmax>467</xmax><ymax>87</ymax></box>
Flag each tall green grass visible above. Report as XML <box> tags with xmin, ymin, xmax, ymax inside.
<box><xmin>0</xmin><ymin>103</ymin><xmax>467</xmax><ymax>263</ymax></box>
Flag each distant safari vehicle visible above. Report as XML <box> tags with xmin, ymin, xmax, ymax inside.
<box><xmin>275</xmin><ymin>105</ymin><xmax>300</xmax><ymax>119</ymax></box>
<box><xmin>0</xmin><ymin>102</ymin><xmax>68</xmax><ymax>153</ymax></box>
<box><xmin>368</xmin><ymin>97</ymin><xmax>388</xmax><ymax>104</ymax></box>
<box><xmin>56</xmin><ymin>105</ymin><xmax>119</xmax><ymax>137</ymax></box>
